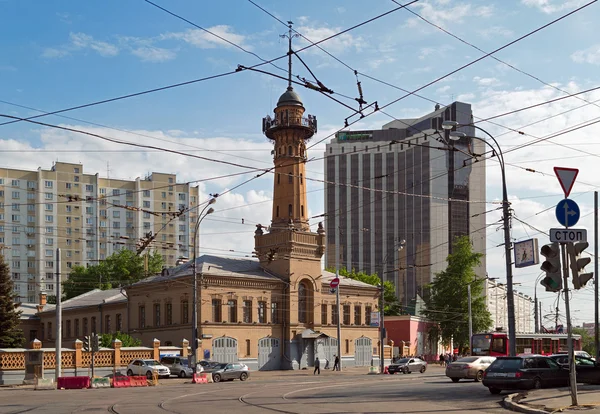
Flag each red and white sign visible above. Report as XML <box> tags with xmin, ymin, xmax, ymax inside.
<box><xmin>330</xmin><ymin>277</ymin><xmax>340</xmax><ymax>288</ymax></box>
<box><xmin>554</xmin><ymin>167</ymin><xmax>579</xmax><ymax>198</ymax></box>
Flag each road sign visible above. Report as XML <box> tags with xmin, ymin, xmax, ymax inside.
<box><xmin>330</xmin><ymin>277</ymin><xmax>340</xmax><ymax>288</ymax></box>
<box><xmin>549</xmin><ymin>228</ymin><xmax>588</xmax><ymax>243</ymax></box>
<box><xmin>555</xmin><ymin>199</ymin><xmax>580</xmax><ymax>227</ymax></box>
<box><xmin>554</xmin><ymin>167</ymin><xmax>579</xmax><ymax>198</ymax></box>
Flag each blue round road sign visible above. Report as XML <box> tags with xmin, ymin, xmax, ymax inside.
<box><xmin>555</xmin><ymin>198</ymin><xmax>580</xmax><ymax>227</ymax></box>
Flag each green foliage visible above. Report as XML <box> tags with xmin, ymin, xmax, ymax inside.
<box><xmin>63</xmin><ymin>250</ymin><xmax>164</xmax><ymax>300</ymax></box>
<box><xmin>423</xmin><ymin>236</ymin><xmax>492</xmax><ymax>353</ymax></box>
<box><xmin>0</xmin><ymin>254</ymin><xmax>26</xmax><ymax>348</ymax></box>
<box><xmin>99</xmin><ymin>331</ymin><xmax>142</xmax><ymax>348</ymax></box>
<box><xmin>326</xmin><ymin>267</ymin><xmax>402</xmax><ymax>316</ymax></box>
<box><xmin>573</xmin><ymin>327</ymin><xmax>596</xmax><ymax>357</ymax></box>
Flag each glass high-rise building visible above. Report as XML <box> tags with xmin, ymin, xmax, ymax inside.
<box><xmin>324</xmin><ymin>102</ymin><xmax>487</xmax><ymax>306</ymax></box>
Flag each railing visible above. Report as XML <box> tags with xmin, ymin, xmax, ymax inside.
<box><xmin>262</xmin><ymin>115</ymin><xmax>318</xmax><ymax>134</ymax></box>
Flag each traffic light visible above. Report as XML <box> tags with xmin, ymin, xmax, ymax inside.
<box><xmin>540</xmin><ymin>242</ymin><xmax>562</xmax><ymax>292</ymax></box>
<box><xmin>83</xmin><ymin>335</ymin><xmax>90</xmax><ymax>352</ymax></box>
<box><xmin>567</xmin><ymin>242</ymin><xmax>593</xmax><ymax>289</ymax></box>
<box><xmin>92</xmin><ymin>333</ymin><xmax>100</xmax><ymax>352</ymax></box>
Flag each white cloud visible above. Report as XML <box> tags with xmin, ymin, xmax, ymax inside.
<box><xmin>571</xmin><ymin>44</ymin><xmax>600</xmax><ymax>65</ymax></box>
<box><xmin>405</xmin><ymin>1</ymin><xmax>493</xmax><ymax>28</ymax></box>
<box><xmin>478</xmin><ymin>26</ymin><xmax>514</xmax><ymax>38</ymax></box>
<box><xmin>436</xmin><ymin>85</ymin><xmax>451</xmax><ymax>93</ymax></box>
<box><xmin>163</xmin><ymin>26</ymin><xmax>251</xmax><ymax>50</ymax></box>
<box><xmin>42</xmin><ymin>48</ymin><xmax>70</xmax><ymax>59</ymax></box>
<box><xmin>297</xmin><ymin>24</ymin><xmax>364</xmax><ymax>54</ymax></box>
<box><xmin>473</xmin><ymin>76</ymin><xmax>500</xmax><ymax>86</ymax></box>
<box><xmin>521</xmin><ymin>0</ymin><xmax>589</xmax><ymax>13</ymax></box>
<box><xmin>131</xmin><ymin>46</ymin><xmax>176</xmax><ymax>62</ymax></box>
<box><xmin>69</xmin><ymin>32</ymin><xmax>119</xmax><ymax>57</ymax></box>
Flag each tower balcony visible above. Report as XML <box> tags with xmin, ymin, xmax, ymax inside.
<box><xmin>262</xmin><ymin>115</ymin><xmax>317</xmax><ymax>140</ymax></box>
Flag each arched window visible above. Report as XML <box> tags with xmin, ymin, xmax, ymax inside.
<box><xmin>288</xmin><ymin>173</ymin><xmax>293</xmax><ymax>184</ymax></box>
<box><xmin>277</xmin><ymin>173</ymin><xmax>280</xmax><ymax>185</ymax></box>
<box><xmin>298</xmin><ymin>282</ymin><xmax>308</xmax><ymax>323</ymax></box>
<box><xmin>301</xmin><ymin>205</ymin><xmax>304</xmax><ymax>217</ymax></box>
<box><xmin>288</xmin><ymin>204</ymin><xmax>292</xmax><ymax>216</ymax></box>
<box><xmin>288</xmin><ymin>145</ymin><xmax>293</xmax><ymax>156</ymax></box>
<box><xmin>300</xmin><ymin>173</ymin><xmax>303</xmax><ymax>184</ymax></box>
<box><xmin>276</xmin><ymin>205</ymin><xmax>279</xmax><ymax>217</ymax></box>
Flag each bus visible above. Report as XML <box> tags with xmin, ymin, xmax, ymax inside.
<box><xmin>471</xmin><ymin>332</ymin><xmax>582</xmax><ymax>357</ymax></box>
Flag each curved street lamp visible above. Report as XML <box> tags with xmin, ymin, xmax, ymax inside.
<box><xmin>191</xmin><ymin>198</ymin><xmax>216</xmax><ymax>365</ymax></box>
<box><xmin>441</xmin><ymin>120</ymin><xmax>517</xmax><ymax>357</ymax></box>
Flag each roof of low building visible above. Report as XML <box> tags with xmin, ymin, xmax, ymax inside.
<box><xmin>19</xmin><ymin>303</ymin><xmax>44</xmax><ymax>320</ymax></box>
<box><xmin>320</xmin><ymin>269</ymin><xmax>378</xmax><ymax>289</ymax></box>
<box><xmin>132</xmin><ymin>255</ymin><xmax>283</xmax><ymax>286</ymax></box>
<box><xmin>37</xmin><ymin>288</ymin><xmax>127</xmax><ymax>314</ymax></box>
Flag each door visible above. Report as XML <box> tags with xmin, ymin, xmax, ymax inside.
<box><xmin>213</xmin><ymin>337</ymin><xmax>238</xmax><ymax>363</ymax></box>
<box><xmin>258</xmin><ymin>337</ymin><xmax>281</xmax><ymax>371</ymax></box>
<box><xmin>320</xmin><ymin>336</ymin><xmax>338</xmax><ymax>364</ymax></box>
<box><xmin>354</xmin><ymin>337</ymin><xmax>372</xmax><ymax>367</ymax></box>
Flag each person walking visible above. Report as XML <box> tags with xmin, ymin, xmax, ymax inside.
<box><xmin>333</xmin><ymin>355</ymin><xmax>340</xmax><ymax>371</ymax></box>
<box><xmin>314</xmin><ymin>357</ymin><xmax>321</xmax><ymax>375</ymax></box>
<box><xmin>439</xmin><ymin>353</ymin><xmax>445</xmax><ymax>367</ymax></box>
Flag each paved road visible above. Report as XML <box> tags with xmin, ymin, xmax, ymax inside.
<box><xmin>0</xmin><ymin>370</ymin><xmax>509</xmax><ymax>414</ymax></box>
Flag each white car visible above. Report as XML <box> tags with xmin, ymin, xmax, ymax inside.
<box><xmin>126</xmin><ymin>359</ymin><xmax>170</xmax><ymax>379</ymax></box>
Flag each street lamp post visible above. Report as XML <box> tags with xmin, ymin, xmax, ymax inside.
<box><xmin>533</xmin><ymin>272</ymin><xmax>544</xmax><ymax>333</ymax></box>
<box><xmin>191</xmin><ymin>198</ymin><xmax>216</xmax><ymax>366</ymax></box>
<box><xmin>442</xmin><ymin>120</ymin><xmax>516</xmax><ymax>356</ymax></box>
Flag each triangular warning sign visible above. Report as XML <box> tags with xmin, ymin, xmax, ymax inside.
<box><xmin>554</xmin><ymin>167</ymin><xmax>579</xmax><ymax>198</ymax></box>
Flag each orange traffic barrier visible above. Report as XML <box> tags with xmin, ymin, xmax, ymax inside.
<box><xmin>129</xmin><ymin>376</ymin><xmax>149</xmax><ymax>387</ymax></box>
<box><xmin>112</xmin><ymin>376</ymin><xmax>131</xmax><ymax>388</ymax></box>
<box><xmin>383</xmin><ymin>366</ymin><xmax>389</xmax><ymax>374</ymax></box>
<box><xmin>57</xmin><ymin>376</ymin><xmax>90</xmax><ymax>389</ymax></box>
<box><xmin>192</xmin><ymin>373</ymin><xmax>208</xmax><ymax>384</ymax></box>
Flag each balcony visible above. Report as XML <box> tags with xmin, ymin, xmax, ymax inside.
<box><xmin>262</xmin><ymin>114</ymin><xmax>317</xmax><ymax>140</ymax></box>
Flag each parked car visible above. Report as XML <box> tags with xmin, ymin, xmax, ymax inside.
<box><xmin>482</xmin><ymin>356</ymin><xmax>568</xmax><ymax>394</ymax></box>
<box><xmin>198</xmin><ymin>360</ymin><xmax>219</xmax><ymax>369</ymax></box>
<box><xmin>388</xmin><ymin>357</ymin><xmax>427</xmax><ymax>374</ymax></box>
<box><xmin>160</xmin><ymin>356</ymin><xmax>194</xmax><ymax>378</ymax></box>
<box><xmin>446</xmin><ymin>356</ymin><xmax>496</xmax><ymax>382</ymax></box>
<box><xmin>126</xmin><ymin>359</ymin><xmax>171</xmax><ymax>379</ymax></box>
<box><xmin>204</xmin><ymin>362</ymin><xmax>250</xmax><ymax>383</ymax></box>
<box><xmin>549</xmin><ymin>354</ymin><xmax>600</xmax><ymax>384</ymax></box>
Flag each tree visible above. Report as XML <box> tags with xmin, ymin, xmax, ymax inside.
<box><xmin>0</xmin><ymin>254</ymin><xmax>26</xmax><ymax>348</ymax></box>
<box><xmin>423</xmin><ymin>236</ymin><xmax>492</xmax><ymax>353</ymax></box>
<box><xmin>63</xmin><ymin>250</ymin><xmax>164</xmax><ymax>300</ymax></box>
<box><xmin>99</xmin><ymin>332</ymin><xmax>142</xmax><ymax>348</ymax></box>
<box><xmin>573</xmin><ymin>327</ymin><xmax>596</xmax><ymax>357</ymax></box>
<box><xmin>327</xmin><ymin>267</ymin><xmax>402</xmax><ymax>316</ymax></box>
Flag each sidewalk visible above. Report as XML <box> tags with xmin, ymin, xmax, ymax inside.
<box><xmin>504</xmin><ymin>385</ymin><xmax>600</xmax><ymax>413</ymax></box>
<box><xmin>248</xmin><ymin>363</ymin><xmax>446</xmax><ymax>379</ymax></box>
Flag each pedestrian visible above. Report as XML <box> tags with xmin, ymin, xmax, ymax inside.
<box><xmin>439</xmin><ymin>353</ymin><xmax>445</xmax><ymax>366</ymax></box>
<box><xmin>333</xmin><ymin>355</ymin><xmax>340</xmax><ymax>371</ymax></box>
<box><xmin>314</xmin><ymin>357</ymin><xmax>321</xmax><ymax>375</ymax></box>
<box><xmin>324</xmin><ymin>358</ymin><xmax>330</xmax><ymax>370</ymax></box>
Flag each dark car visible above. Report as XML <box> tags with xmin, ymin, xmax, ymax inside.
<box><xmin>549</xmin><ymin>354</ymin><xmax>600</xmax><ymax>385</ymax></box>
<box><xmin>204</xmin><ymin>362</ymin><xmax>250</xmax><ymax>383</ymax></box>
<box><xmin>388</xmin><ymin>357</ymin><xmax>427</xmax><ymax>374</ymax></box>
<box><xmin>482</xmin><ymin>356</ymin><xmax>568</xmax><ymax>394</ymax></box>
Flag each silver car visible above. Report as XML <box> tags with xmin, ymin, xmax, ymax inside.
<box><xmin>160</xmin><ymin>356</ymin><xmax>194</xmax><ymax>378</ymax></box>
<box><xmin>388</xmin><ymin>358</ymin><xmax>427</xmax><ymax>374</ymax></box>
<box><xmin>206</xmin><ymin>362</ymin><xmax>250</xmax><ymax>383</ymax></box>
<box><xmin>446</xmin><ymin>356</ymin><xmax>496</xmax><ymax>382</ymax></box>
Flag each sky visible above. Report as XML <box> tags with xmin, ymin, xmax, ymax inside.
<box><xmin>1</xmin><ymin>0</ymin><xmax>600</xmax><ymax>327</ymax></box>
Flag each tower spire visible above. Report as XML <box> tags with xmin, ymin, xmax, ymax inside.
<box><xmin>280</xmin><ymin>21</ymin><xmax>299</xmax><ymax>90</ymax></box>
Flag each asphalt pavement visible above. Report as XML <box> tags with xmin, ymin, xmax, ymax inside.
<box><xmin>507</xmin><ymin>384</ymin><xmax>600</xmax><ymax>413</ymax></box>
<box><xmin>0</xmin><ymin>365</ymin><xmax>510</xmax><ymax>414</ymax></box>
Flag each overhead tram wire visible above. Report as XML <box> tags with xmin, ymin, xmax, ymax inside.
<box><xmin>390</xmin><ymin>0</ymin><xmax>600</xmax><ymax>113</ymax></box>
<box><xmin>0</xmin><ymin>1</ymin><xmax>415</xmax><ymax>129</ymax></box>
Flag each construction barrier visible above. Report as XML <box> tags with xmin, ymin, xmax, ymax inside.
<box><xmin>112</xmin><ymin>376</ymin><xmax>131</xmax><ymax>388</ymax></box>
<box><xmin>383</xmin><ymin>366</ymin><xmax>389</xmax><ymax>375</ymax></box>
<box><xmin>57</xmin><ymin>376</ymin><xmax>90</xmax><ymax>390</ymax></box>
<box><xmin>34</xmin><ymin>377</ymin><xmax>55</xmax><ymax>390</ymax></box>
<box><xmin>192</xmin><ymin>373</ymin><xmax>208</xmax><ymax>384</ymax></box>
<box><xmin>90</xmin><ymin>377</ymin><xmax>111</xmax><ymax>389</ymax></box>
<box><xmin>367</xmin><ymin>366</ymin><xmax>379</xmax><ymax>375</ymax></box>
<box><xmin>129</xmin><ymin>376</ymin><xmax>149</xmax><ymax>387</ymax></box>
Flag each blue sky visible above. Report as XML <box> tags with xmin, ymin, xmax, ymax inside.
<box><xmin>2</xmin><ymin>0</ymin><xmax>600</xmax><ymax>325</ymax></box>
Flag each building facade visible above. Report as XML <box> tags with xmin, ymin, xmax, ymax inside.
<box><xmin>324</xmin><ymin>102</ymin><xmax>487</xmax><ymax>306</ymax></box>
<box><xmin>0</xmin><ymin>163</ymin><xmax>199</xmax><ymax>303</ymax></box>
<box><xmin>485</xmin><ymin>280</ymin><xmax>534</xmax><ymax>333</ymax></box>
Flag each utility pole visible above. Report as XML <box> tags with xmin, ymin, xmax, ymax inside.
<box><xmin>561</xmin><ymin>243</ymin><xmax>578</xmax><ymax>405</ymax></box>
<box><xmin>595</xmin><ymin>191</ymin><xmax>599</xmax><ymax>361</ymax></box>
<box><xmin>55</xmin><ymin>248</ymin><xmax>61</xmax><ymax>381</ymax></box>
<box><xmin>468</xmin><ymin>284</ymin><xmax>472</xmax><ymax>355</ymax></box>
<box><xmin>335</xmin><ymin>226</ymin><xmax>342</xmax><ymax>371</ymax></box>
<box><xmin>534</xmin><ymin>297</ymin><xmax>539</xmax><ymax>334</ymax></box>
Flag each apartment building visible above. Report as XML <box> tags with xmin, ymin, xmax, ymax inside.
<box><xmin>0</xmin><ymin>162</ymin><xmax>199</xmax><ymax>303</ymax></box>
<box><xmin>485</xmin><ymin>280</ymin><xmax>535</xmax><ymax>333</ymax></box>
<box><xmin>324</xmin><ymin>102</ymin><xmax>487</xmax><ymax>306</ymax></box>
